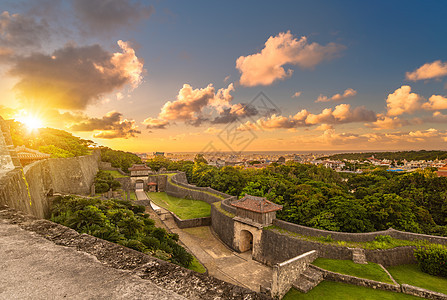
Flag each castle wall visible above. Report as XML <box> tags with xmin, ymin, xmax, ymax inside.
<box><xmin>210</xmin><ymin>202</ymin><xmax>235</xmax><ymax>249</ymax></box>
<box><xmin>0</xmin><ymin>115</ymin><xmax>100</xmax><ymax>218</ymax></box>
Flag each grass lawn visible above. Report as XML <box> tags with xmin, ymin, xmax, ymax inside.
<box><xmin>283</xmin><ymin>281</ymin><xmax>420</xmax><ymax>300</ymax></box>
<box><xmin>386</xmin><ymin>264</ymin><xmax>447</xmax><ymax>295</ymax></box>
<box><xmin>312</xmin><ymin>258</ymin><xmax>394</xmax><ymax>284</ymax></box>
<box><xmin>102</xmin><ymin>170</ymin><xmax>128</xmax><ymax>178</ymax></box>
<box><xmin>129</xmin><ymin>191</ymin><xmax>137</xmax><ymax>201</ymax></box>
<box><xmin>187</xmin><ymin>256</ymin><xmax>206</xmax><ymax>273</ymax></box>
<box><xmin>147</xmin><ymin>192</ymin><xmax>210</xmax><ymax>219</ymax></box>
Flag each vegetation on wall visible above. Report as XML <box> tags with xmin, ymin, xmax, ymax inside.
<box><xmin>414</xmin><ymin>245</ymin><xmax>447</xmax><ymax>277</ymax></box>
<box><xmin>94</xmin><ymin>170</ymin><xmax>121</xmax><ymax>193</ymax></box>
<box><xmin>50</xmin><ymin>195</ymin><xmax>193</xmax><ymax>268</ymax></box>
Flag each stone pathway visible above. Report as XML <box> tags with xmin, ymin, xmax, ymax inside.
<box><xmin>135</xmin><ymin>189</ymin><xmax>148</xmax><ymax>201</ymax></box>
<box><xmin>0</xmin><ymin>219</ymin><xmax>185</xmax><ymax>300</ymax></box>
<box><xmin>147</xmin><ymin>203</ymin><xmax>273</xmax><ymax>293</ymax></box>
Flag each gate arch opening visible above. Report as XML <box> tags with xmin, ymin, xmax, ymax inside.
<box><xmin>239</xmin><ymin>230</ymin><xmax>253</xmax><ymax>253</ymax></box>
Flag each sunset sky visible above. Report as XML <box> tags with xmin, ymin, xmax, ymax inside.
<box><xmin>1</xmin><ymin>0</ymin><xmax>447</xmax><ymax>153</ymax></box>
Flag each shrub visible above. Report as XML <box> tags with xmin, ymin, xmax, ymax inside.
<box><xmin>414</xmin><ymin>245</ymin><xmax>447</xmax><ymax>277</ymax></box>
<box><xmin>375</xmin><ymin>235</ymin><xmax>393</xmax><ymax>243</ymax></box>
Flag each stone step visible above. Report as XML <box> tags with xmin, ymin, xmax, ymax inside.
<box><xmin>352</xmin><ymin>248</ymin><xmax>368</xmax><ymax>264</ymax></box>
<box><xmin>301</xmin><ymin>267</ymin><xmax>323</xmax><ymax>284</ymax></box>
<box><xmin>292</xmin><ymin>268</ymin><xmax>324</xmax><ymax>293</ymax></box>
<box><xmin>292</xmin><ymin>276</ymin><xmax>315</xmax><ymax>293</ymax></box>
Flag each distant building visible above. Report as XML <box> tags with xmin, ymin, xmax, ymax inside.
<box><xmin>154</xmin><ymin>152</ymin><xmax>165</xmax><ymax>157</ymax></box>
<box><xmin>128</xmin><ymin>164</ymin><xmax>152</xmax><ymax>191</ymax></box>
<box><xmin>231</xmin><ymin>194</ymin><xmax>283</xmax><ymax>226</ymax></box>
<box><xmin>15</xmin><ymin>146</ymin><xmax>50</xmax><ymax>166</ymax></box>
<box><xmin>436</xmin><ymin>164</ymin><xmax>447</xmax><ymax>177</ymax></box>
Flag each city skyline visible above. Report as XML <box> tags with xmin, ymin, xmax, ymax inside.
<box><xmin>1</xmin><ymin>0</ymin><xmax>447</xmax><ymax>152</ymax></box>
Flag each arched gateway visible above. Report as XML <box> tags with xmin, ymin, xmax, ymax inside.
<box><xmin>231</xmin><ymin>195</ymin><xmax>283</xmax><ymax>258</ymax></box>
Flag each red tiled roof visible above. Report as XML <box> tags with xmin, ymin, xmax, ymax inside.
<box><xmin>128</xmin><ymin>164</ymin><xmax>151</xmax><ymax>171</ymax></box>
<box><xmin>147</xmin><ymin>182</ymin><xmax>157</xmax><ymax>185</ymax></box>
<box><xmin>231</xmin><ymin>194</ymin><xmax>282</xmax><ymax>213</ymax></box>
<box><xmin>15</xmin><ymin>146</ymin><xmax>50</xmax><ymax>160</ymax></box>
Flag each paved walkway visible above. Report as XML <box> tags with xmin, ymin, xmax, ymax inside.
<box><xmin>0</xmin><ymin>219</ymin><xmax>185</xmax><ymax>300</ymax></box>
<box><xmin>135</xmin><ymin>189</ymin><xmax>148</xmax><ymax>201</ymax></box>
<box><xmin>145</xmin><ymin>201</ymin><xmax>273</xmax><ymax>292</ymax></box>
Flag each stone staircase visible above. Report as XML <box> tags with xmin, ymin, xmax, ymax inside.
<box><xmin>292</xmin><ymin>267</ymin><xmax>324</xmax><ymax>293</ymax></box>
<box><xmin>351</xmin><ymin>248</ymin><xmax>368</xmax><ymax>264</ymax></box>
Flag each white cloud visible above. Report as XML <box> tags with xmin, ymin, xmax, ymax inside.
<box><xmin>386</xmin><ymin>85</ymin><xmax>423</xmax><ymax>116</ymax></box>
<box><xmin>236</xmin><ymin>31</ymin><xmax>344</xmax><ymax>86</ymax></box>
<box><xmin>292</xmin><ymin>91</ymin><xmax>302</xmax><ymax>98</ymax></box>
<box><xmin>316</xmin><ymin>88</ymin><xmax>357</xmax><ymax>102</ymax></box>
<box><xmin>406</xmin><ymin>60</ymin><xmax>447</xmax><ymax>81</ymax></box>
<box><xmin>422</xmin><ymin>95</ymin><xmax>447</xmax><ymax>110</ymax></box>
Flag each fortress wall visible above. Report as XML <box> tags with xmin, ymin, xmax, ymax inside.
<box><xmin>171</xmin><ymin>213</ymin><xmax>211</xmax><ymax>229</ymax></box>
<box><xmin>258</xmin><ymin>228</ymin><xmax>352</xmax><ymax>266</ymax></box>
<box><xmin>364</xmin><ymin>247</ymin><xmax>417</xmax><ymax>266</ymax></box>
<box><xmin>210</xmin><ymin>202</ymin><xmax>235</xmax><ymax>249</ymax></box>
<box><xmin>272</xmin><ymin>219</ymin><xmax>447</xmax><ymax>245</ymax></box>
<box><xmin>166</xmin><ymin>172</ymin><xmax>228</xmax><ymax>204</ymax></box>
<box><xmin>0</xmin><ymin>116</ymin><xmax>100</xmax><ymax>219</ymax></box>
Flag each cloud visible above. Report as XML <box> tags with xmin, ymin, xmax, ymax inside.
<box><xmin>292</xmin><ymin>91</ymin><xmax>302</xmax><ymax>98</ymax></box>
<box><xmin>421</xmin><ymin>95</ymin><xmax>447</xmax><ymax>110</ymax></box>
<box><xmin>406</xmin><ymin>60</ymin><xmax>447</xmax><ymax>81</ymax></box>
<box><xmin>211</xmin><ymin>103</ymin><xmax>258</xmax><ymax>124</ymax></box>
<box><xmin>366</xmin><ymin>115</ymin><xmax>408</xmax><ymax>130</ymax></box>
<box><xmin>72</xmin><ymin>0</ymin><xmax>153</xmax><ymax>35</ymax></box>
<box><xmin>8</xmin><ymin>40</ymin><xmax>143</xmax><ymax>110</ymax></box>
<box><xmin>70</xmin><ymin>111</ymin><xmax>140</xmax><ymax>139</ymax></box>
<box><xmin>237</xmin><ymin>104</ymin><xmax>376</xmax><ymax>131</ymax></box>
<box><xmin>236</xmin><ymin>31</ymin><xmax>344</xmax><ymax>86</ymax></box>
<box><xmin>142</xmin><ymin>117</ymin><xmax>169</xmax><ymax>129</ymax></box>
<box><xmin>205</xmin><ymin>127</ymin><xmax>221</xmax><ymax>134</ymax></box>
<box><xmin>386</xmin><ymin>85</ymin><xmax>423</xmax><ymax>116</ymax></box>
<box><xmin>148</xmin><ymin>83</ymin><xmax>237</xmax><ymax>127</ymax></box>
<box><xmin>315</xmin><ymin>88</ymin><xmax>357</xmax><ymax>103</ymax></box>
<box><xmin>0</xmin><ymin>11</ymin><xmax>50</xmax><ymax>49</ymax></box>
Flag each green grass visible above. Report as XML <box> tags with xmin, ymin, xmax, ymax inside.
<box><xmin>312</xmin><ymin>258</ymin><xmax>394</xmax><ymax>284</ymax></box>
<box><xmin>283</xmin><ymin>281</ymin><xmax>421</xmax><ymax>300</ymax></box>
<box><xmin>129</xmin><ymin>191</ymin><xmax>137</xmax><ymax>201</ymax></box>
<box><xmin>387</xmin><ymin>264</ymin><xmax>447</xmax><ymax>295</ymax></box>
<box><xmin>147</xmin><ymin>192</ymin><xmax>211</xmax><ymax>219</ymax></box>
<box><xmin>101</xmin><ymin>170</ymin><xmax>129</xmax><ymax>178</ymax></box>
<box><xmin>213</xmin><ymin>201</ymin><xmax>235</xmax><ymax>218</ymax></box>
<box><xmin>266</xmin><ymin>226</ymin><xmax>434</xmax><ymax>250</ymax></box>
<box><xmin>187</xmin><ymin>256</ymin><xmax>207</xmax><ymax>273</ymax></box>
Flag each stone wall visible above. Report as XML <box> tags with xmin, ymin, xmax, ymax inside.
<box><xmin>271</xmin><ymin>250</ymin><xmax>318</xmax><ymax>299</ymax></box>
<box><xmin>166</xmin><ymin>172</ymin><xmax>229</xmax><ymax>204</ymax></box>
<box><xmin>364</xmin><ymin>247</ymin><xmax>417</xmax><ymax>267</ymax></box>
<box><xmin>0</xmin><ymin>206</ymin><xmax>270</xmax><ymax>300</ymax></box>
<box><xmin>258</xmin><ymin>228</ymin><xmax>352</xmax><ymax>266</ymax></box>
<box><xmin>401</xmin><ymin>284</ymin><xmax>447</xmax><ymax>300</ymax></box>
<box><xmin>210</xmin><ymin>202</ymin><xmax>235</xmax><ymax>249</ymax></box>
<box><xmin>309</xmin><ymin>265</ymin><xmax>401</xmax><ymax>293</ymax></box>
<box><xmin>272</xmin><ymin>219</ymin><xmax>447</xmax><ymax>245</ymax></box>
<box><xmin>171</xmin><ymin>213</ymin><xmax>211</xmax><ymax>229</ymax></box>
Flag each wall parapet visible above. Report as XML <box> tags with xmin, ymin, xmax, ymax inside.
<box><xmin>171</xmin><ymin>212</ymin><xmax>211</xmax><ymax>229</ymax></box>
<box><xmin>271</xmin><ymin>250</ymin><xmax>318</xmax><ymax>299</ymax></box>
<box><xmin>272</xmin><ymin>219</ymin><xmax>447</xmax><ymax>245</ymax></box>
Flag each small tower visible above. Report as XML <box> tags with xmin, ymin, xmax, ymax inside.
<box><xmin>231</xmin><ymin>194</ymin><xmax>282</xmax><ymax>226</ymax></box>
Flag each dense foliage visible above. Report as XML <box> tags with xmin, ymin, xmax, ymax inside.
<box><xmin>146</xmin><ymin>157</ymin><xmax>447</xmax><ymax>236</ymax></box>
<box><xmin>324</xmin><ymin>150</ymin><xmax>447</xmax><ymax>162</ymax></box>
<box><xmin>414</xmin><ymin>245</ymin><xmax>447</xmax><ymax>277</ymax></box>
<box><xmin>50</xmin><ymin>196</ymin><xmax>193</xmax><ymax>268</ymax></box>
<box><xmin>9</xmin><ymin>121</ymin><xmax>92</xmax><ymax>157</ymax></box>
<box><xmin>100</xmin><ymin>147</ymin><xmax>142</xmax><ymax>173</ymax></box>
<box><xmin>94</xmin><ymin>170</ymin><xmax>121</xmax><ymax>193</ymax></box>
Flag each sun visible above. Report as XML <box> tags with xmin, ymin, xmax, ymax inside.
<box><xmin>17</xmin><ymin>115</ymin><xmax>44</xmax><ymax>132</ymax></box>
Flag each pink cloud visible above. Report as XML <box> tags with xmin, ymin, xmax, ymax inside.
<box><xmin>316</xmin><ymin>88</ymin><xmax>357</xmax><ymax>103</ymax></box>
<box><xmin>236</xmin><ymin>31</ymin><xmax>344</xmax><ymax>86</ymax></box>
<box><xmin>406</xmin><ymin>60</ymin><xmax>447</xmax><ymax>81</ymax></box>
